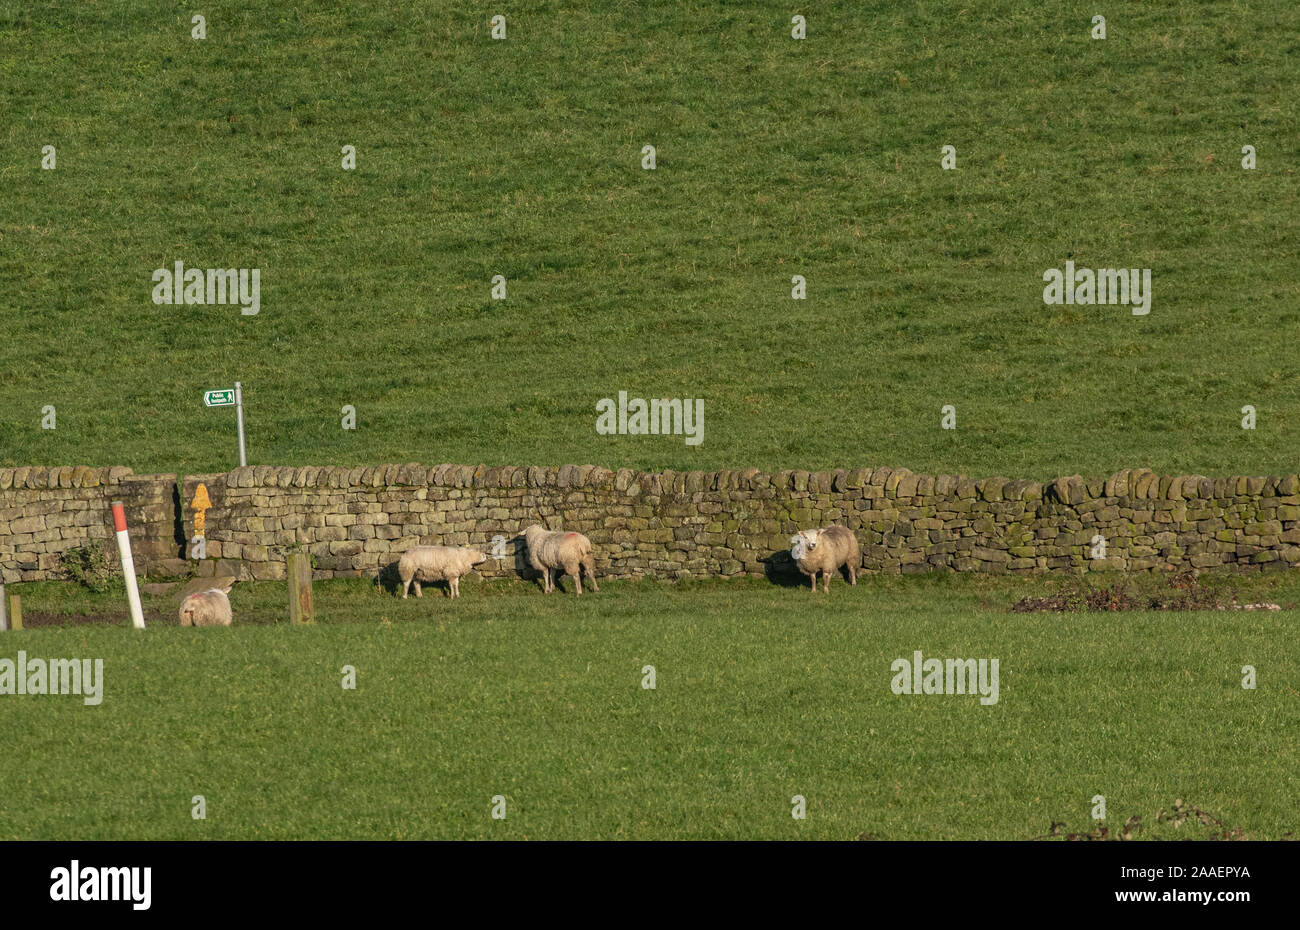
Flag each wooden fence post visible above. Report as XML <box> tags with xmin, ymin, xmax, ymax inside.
<box><xmin>8</xmin><ymin>593</ymin><xmax>21</xmax><ymax>631</ymax></box>
<box><xmin>287</xmin><ymin>553</ymin><xmax>313</xmax><ymax>624</ymax></box>
<box><xmin>0</xmin><ymin>583</ymin><xmax>7</xmax><ymax>631</ymax></box>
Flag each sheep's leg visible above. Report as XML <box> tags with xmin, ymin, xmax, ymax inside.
<box><xmin>450</xmin><ymin>576</ymin><xmax>459</xmax><ymax>599</ymax></box>
<box><xmin>823</xmin><ymin>570</ymin><xmax>831</xmax><ymax>593</ymax></box>
<box><xmin>414</xmin><ymin>580</ymin><xmax>422</xmax><ymax>598</ymax></box>
<box><xmin>543</xmin><ymin>567</ymin><xmax>551</xmax><ymax>593</ymax></box>
<box><xmin>401</xmin><ymin>577</ymin><xmax>411</xmax><ymax>599</ymax></box>
<box><xmin>848</xmin><ymin>562</ymin><xmax>857</xmax><ymax>586</ymax></box>
<box><xmin>809</xmin><ymin>572</ymin><xmax>816</xmax><ymax>592</ymax></box>
<box><xmin>584</xmin><ymin>556</ymin><xmax>599</xmax><ymax>592</ymax></box>
<box><xmin>568</xmin><ymin>561</ymin><xmax>582</xmax><ymax>595</ymax></box>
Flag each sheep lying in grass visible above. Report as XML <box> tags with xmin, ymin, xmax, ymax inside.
<box><xmin>521</xmin><ymin>525</ymin><xmax>599</xmax><ymax>595</ymax></box>
<box><xmin>790</xmin><ymin>526</ymin><xmax>860</xmax><ymax>593</ymax></box>
<box><xmin>399</xmin><ymin>545</ymin><xmax>488</xmax><ymax>599</ymax></box>
<box><xmin>179</xmin><ymin>579</ymin><xmax>235</xmax><ymax>626</ymax></box>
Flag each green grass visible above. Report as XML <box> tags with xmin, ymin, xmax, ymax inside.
<box><xmin>2</xmin><ymin>1</ymin><xmax>1298</xmax><ymax>478</ymax></box>
<box><xmin>2</xmin><ymin>574</ymin><xmax>1296</xmax><ymax>839</ymax></box>
<box><xmin>3</xmin><ymin>0</ymin><xmax>1298</xmax><ymax>842</ymax></box>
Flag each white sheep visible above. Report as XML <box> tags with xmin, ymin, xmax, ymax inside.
<box><xmin>399</xmin><ymin>545</ymin><xmax>488</xmax><ymax>599</ymax></box>
<box><xmin>179</xmin><ymin>579</ymin><xmax>234</xmax><ymax>626</ymax></box>
<box><xmin>790</xmin><ymin>526</ymin><xmax>860</xmax><ymax>593</ymax></box>
<box><xmin>521</xmin><ymin>525</ymin><xmax>599</xmax><ymax>595</ymax></box>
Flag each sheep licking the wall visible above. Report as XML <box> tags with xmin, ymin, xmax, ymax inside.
<box><xmin>520</xmin><ymin>525</ymin><xmax>599</xmax><ymax>595</ymax></box>
<box><xmin>398</xmin><ymin>545</ymin><xmax>488</xmax><ymax>599</ymax></box>
<box><xmin>178</xmin><ymin>578</ymin><xmax>235</xmax><ymax>626</ymax></box>
<box><xmin>790</xmin><ymin>526</ymin><xmax>860</xmax><ymax>593</ymax></box>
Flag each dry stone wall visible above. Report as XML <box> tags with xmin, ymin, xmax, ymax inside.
<box><xmin>5</xmin><ymin>464</ymin><xmax>1300</xmax><ymax>583</ymax></box>
<box><xmin>0</xmin><ymin>467</ymin><xmax>178</xmax><ymax>582</ymax></box>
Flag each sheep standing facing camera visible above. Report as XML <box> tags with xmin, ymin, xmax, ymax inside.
<box><xmin>179</xmin><ymin>583</ymin><xmax>234</xmax><ymax>626</ymax></box>
<box><xmin>398</xmin><ymin>545</ymin><xmax>488</xmax><ymax>599</ymax></box>
<box><xmin>790</xmin><ymin>526</ymin><xmax>860</xmax><ymax>593</ymax></box>
<box><xmin>520</xmin><ymin>525</ymin><xmax>598</xmax><ymax>594</ymax></box>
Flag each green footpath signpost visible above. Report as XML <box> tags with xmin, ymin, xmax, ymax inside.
<box><xmin>204</xmin><ymin>382</ymin><xmax>247</xmax><ymax>466</ymax></box>
<box><xmin>203</xmin><ymin>389</ymin><xmax>235</xmax><ymax>407</ymax></box>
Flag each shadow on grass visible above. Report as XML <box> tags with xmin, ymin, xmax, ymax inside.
<box><xmin>376</xmin><ymin>540</ymin><xmax>550</xmax><ymax>597</ymax></box>
<box><xmin>762</xmin><ymin>550</ymin><xmax>858</xmax><ymax>590</ymax></box>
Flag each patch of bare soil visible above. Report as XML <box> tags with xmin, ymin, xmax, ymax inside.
<box><xmin>20</xmin><ymin>609</ymin><xmax>175</xmax><ymax>629</ymax></box>
<box><xmin>19</xmin><ymin>608</ymin><xmax>285</xmax><ymax>628</ymax></box>
<box><xmin>1031</xmin><ymin>799</ymin><xmax>1281</xmax><ymax>841</ymax></box>
<box><xmin>1011</xmin><ymin>571</ymin><xmax>1287</xmax><ymax>613</ymax></box>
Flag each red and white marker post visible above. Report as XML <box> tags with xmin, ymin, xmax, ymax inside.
<box><xmin>111</xmin><ymin>501</ymin><xmax>146</xmax><ymax>630</ymax></box>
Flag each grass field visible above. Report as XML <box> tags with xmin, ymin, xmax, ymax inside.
<box><xmin>2</xmin><ymin>1</ymin><xmax>1298</xmax><ymax>477</ymax></box>
<box><xmin>2</xmin><ymin>573</ymin><xmax>1297</xmax><ymax>840</ymax></box>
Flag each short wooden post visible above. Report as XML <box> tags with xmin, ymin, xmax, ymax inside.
<box><xmin>8</xmin><ymin>593</ymin><xmax>21</xmax><ymax>631</ymax></box>
<box><xmin>0</xmin><ymin>583</ymin><xmax>7</xmax><ymax>631</ymax></box>
<box><xmin>287</xmin><ymin>553</ymin><xmax>313</xmax><ymax>624</ymax></box>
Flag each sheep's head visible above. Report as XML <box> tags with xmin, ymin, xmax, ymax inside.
<box><xmin>521</xmin><ymin>524</ymin><xmax>544</xmax><ymax>546</ymax></box>
<box><xmin>790</xmin><ymin>529</ymin><xmax>820</xmax><ymax>560</ymax></box>
<box><xmin>467</xmin><ymin>549</ymin><xmax>488</xmax><ymax>566</ymax></box>
<box><xmin>179</xmin><ymin>596</ymin><xmax>197</xmax><ymax>626</ymax></box>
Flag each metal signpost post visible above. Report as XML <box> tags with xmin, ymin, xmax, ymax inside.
<box><xmin>234</xmin><ymin>381</ymin><xmax>246</xmax><ymax>467</ymax></box>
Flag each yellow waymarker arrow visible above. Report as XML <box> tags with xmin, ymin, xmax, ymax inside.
<box><xmin>192</xmin><ymin>483</ymin><xmax>212</xmax><ymax>535</ymax></box>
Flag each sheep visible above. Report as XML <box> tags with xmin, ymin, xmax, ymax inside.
<box><xmin>178</xmin><ymin>579</ymin><xmax>235</xmax><ymax>626</ymax></box>
<box><xmin>398</xmin><ymin>545</ymin><xmax>488</xmax><ymax>599</ymax></box>
<box><xmin>520</xmin><ymin>525</ymin><xmax>598</xmax><ymax>594</ymax></box>
<box><xmin>790</xmin><ymin>526</ymin><xmax>860</xmax><ymax>593</ymax></box>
